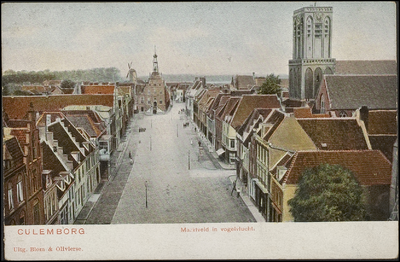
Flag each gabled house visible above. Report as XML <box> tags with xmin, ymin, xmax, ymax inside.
<box><xmin>185</xmin><ymin>77</ymin><xmax>206</xmax><ymax>120</ymax></box>
<box><xmin>3</xmin><ymin>135</ymin><xmax>28</xmax><ymax>225</ymax></box>
<box><xmin>355</xmin><ymin>107</ymin><xmax>398</xmax><ymax>163</ymax></box>
<box><xmin>236</xmin><ymin>108</ymin><xmax>273</xmax><ymax>195</ymax></box>
<box><xmin>231</xmin><ymin>75</ymin><xmax>255</xmax><ymax>90</ymax></box>
<box><xmin>38</xmin><ymin>113</ymin><xmax>100</xmax><ymax>222</ymax></box>
<box><xmin>61</xmin><ymin>109</ymin><xmax>109</xmax><ymax>180</ymax></box>
<box><xmin>278</xmin><ymin>150</ymin><xmax>393</xmax><ymax>221</ymax></box>
<box><xmin>209</xmin><ymin>94</ymin><xmax>232</xmax><ymax>152</ymax></box>
<box><xmin>193</xmin><ymin>88</ymin><xmax>207</xmax><ymax>130</ymax></box>
<box><xmin>249</xmin><ymin>112</ymin><xmax>317</xmax><ymax>220</ymax></box>
<box><xmin>4</xmin><ymin>106</ymin><xmax>45</xmax><ymax>225</ymax></box>
<box><xmin>222</xmin><ymin>94</ymin><xmax>281</xmax><ymax>164</ymax></box>
<box><xmin>41</xmin><ymin>141</ymin><xmax>75</xmax><ymax>224</ymax></box>
<box><xmin>62</xmin><ymin>105</ymin><xmax>117</xmax><ymax>161</ymax></box>
<box><xmin>197</xmin><ymin>88</ymin><xmax>221</xmax><ymax>137</ymax></box>
<box><xmin>218</xmin><ymin>97</ymin><xmax>242</xmax><ymax>163</ymax></box>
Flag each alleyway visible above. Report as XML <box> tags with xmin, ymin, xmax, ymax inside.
<box><xmin>82</xmin><ymin>102</ymin><xmax>256</xmax><ymax>224</ymax></box>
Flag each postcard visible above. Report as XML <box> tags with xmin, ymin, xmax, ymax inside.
<box><xmin>2</xmin><ymin>2</ymin><xmax>398</xmax><ymax>260</ymax></box>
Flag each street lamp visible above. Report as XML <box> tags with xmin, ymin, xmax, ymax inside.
<box><xmin>145</xmin><ymin>181</ymin><xmax>148</xmax><ymax>208</ymax></box>
<box><xmin>188</xmin><ymin>149</ymin><xmax>190</xmax><ymax>170</ymax></box>
<box><xmin>150</xmin><ymin>135</ymin><xmax>152</xmax><ymax>151</ymax></box>
<box><xmin>177</xmin><ymin>123</ymin><xmax>178</xmax><ymax>137</ymax></box>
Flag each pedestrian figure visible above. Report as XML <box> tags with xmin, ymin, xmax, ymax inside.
<box><xmin>129</xmin><ymin>151</ymin><xmax>132</xmax><ymax>159</ymax></box>
<box><xmin>191</xmin><ymin>139</ymin><xmax>193</xmax><ymax>145</ymax></box>
<box><xmin>130</xmin><ymin>158</ymin><xmax>134</xmax><ymax>165</ymax></box>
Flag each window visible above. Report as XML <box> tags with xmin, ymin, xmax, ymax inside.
<box><xmin>32</xmin><ymin>169</ymin><xmax>37</xmax><ymax>191</ymax></box>
<box><xmin>159</xmin><ymin>101</ymin><xmax>162</xmax><ymax>104</ymax></box>
<box><xmin>230</xmin><ymin>139</ymin><xmax>235</xmax><ymax>149</ymax></box>
<box><xmin>339</xmin><ymin>111</ymin><xmax>347</xmax><ymax>117</ymax></box>
<box><xmin>32</xmin><ymin>135</ymin><xmax>37</xmax><ymax>159</ymax></box>
<box><xmin>17</xmin><ymin>177</ymin><xmax>23</xmax><ymax>202</ymax></box>
<box><xmin>8</xmin><ymin>183</ymin><xmax>14</xmax><ymax>210</ymax></box>
<box><xmin>320</xmin><ymin>94</ymin><xmax>325</xmax><ymax>113</ymax></box>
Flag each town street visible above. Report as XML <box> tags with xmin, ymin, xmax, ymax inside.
<box><xmin>84</xmin><ymin>102</ymin><xmax>256</xmax><ymax>224</ymax></box>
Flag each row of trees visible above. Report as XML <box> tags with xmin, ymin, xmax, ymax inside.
<box><xmin>2</xmin><ymin>67</ymin><xmax>123</xmax><ymax>96</ymax></box>
<box><xmin>2</xmin><ymin>67</ymin><xmax>123</xmax><ymax>85</ymax></box>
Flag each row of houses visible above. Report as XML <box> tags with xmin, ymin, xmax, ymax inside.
<box><xmin>185</xmin><ymin>60</ymin><xmax>398</xmax><ymax>222</ymax></box>
<box><xmin>3</xmin><ymin>82</ymin><xmax>135</xmax><ymax>225</ymax></box>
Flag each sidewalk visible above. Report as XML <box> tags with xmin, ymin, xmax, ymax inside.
<box><xmin>74</xmin><ymin>114</ymin><xmax>137</xmax><ymax>224</ymax></box>
<box><xmin>191</xmin><ymin>119</ymin><xmax>265</xmax><ymax>223</ymax></box>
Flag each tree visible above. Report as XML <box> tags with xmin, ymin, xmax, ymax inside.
<box><xmin>258</xmin><ymin>73</ymin><xmax>282</xmax><ymax>95</ymax></box>
<box><xmin>61</xmin><ymin>79</ymin><xmax>75</xmax><ymax>89</ymax></box>
<box><xmin>288</xmin><ymin>164</ymin><xmax>367</xmax><ymax>222</ymax></box>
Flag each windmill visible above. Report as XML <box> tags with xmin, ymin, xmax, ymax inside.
<box><xmin>126</xmin><ymin>62</ymin><xmax>137</xmax><ymax>83</ymax></box>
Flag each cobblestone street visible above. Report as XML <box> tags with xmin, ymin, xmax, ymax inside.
<box><xmin>82</xmin><ymin>102</ymin><xmax>256</xmax><ymax>224</ymax></box>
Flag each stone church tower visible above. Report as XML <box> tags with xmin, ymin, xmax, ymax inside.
<box><xmin>289</xmin><ymin>5</ymin><xmax>336</xmax><ymax>100</ymax></box>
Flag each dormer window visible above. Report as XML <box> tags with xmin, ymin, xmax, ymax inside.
<box><xmin>339</xmin><ymin>111</ymin><xmax>347</xmax><ymax>117</ymax></box>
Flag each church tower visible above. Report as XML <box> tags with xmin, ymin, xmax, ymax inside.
<box><xmin>289</xmin><ymin>5</ymin><xmax>336</xmax><ymax>100</ymax></box>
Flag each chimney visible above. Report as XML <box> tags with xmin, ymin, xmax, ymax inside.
<box><xmin>359</xmin><ymin>106</ymin><xmax>369</xmax><ymax>132</ymax></box>
<box><xmin>46</xmin><ymin>114</ymin><xmax>52</xmax><ymax>131</ymax></box>
<box><xmin>27</xmin><ymin>102</ymin><xmax>35</xmax><ymax>121</ymax></box>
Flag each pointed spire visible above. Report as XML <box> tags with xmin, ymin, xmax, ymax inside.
<box><xmin>153</xmin><ymin>45</ymin><xmax>159</xmax><ymax>73</ymax></box>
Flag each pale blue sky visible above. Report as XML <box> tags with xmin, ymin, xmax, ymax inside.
<box><xmin>1</xmin><ymin>2</ymin><xmax>397</xmax><ymax>77</ymax></box>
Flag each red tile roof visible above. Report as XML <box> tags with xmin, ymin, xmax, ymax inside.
<box><xmin>217</xmin><ymin>97</ymin><xmax>241</xmax><ymax>121</ymax></box>
<box><xmin>4</xmin><ymin>136</ymin><xmax>24</xmax><ymax>162</ymax></box>
<box><xmin>2</xmin><ymin>95</ymin><xmax>114</xmax><ymax>119</ymax></box>
<box><xmin>297</xmin><ymin>118</ymin><xmax>369</xmax><ymax>150</ymax></box>
<box><xmin>368</xmin><ymin>135</ymin><xmax>397</xmax><ymax>163</ymax></box>
<box><xmin>284</xmin><ymin>150</ymin><xmax>392</xmax><ymax>185</ymax></box>
<box><xmin>230</xmin><ymin>95</ymin><xmax>281</xmax><ymax>130</ymax></box>
<box><xmin>81</xmin><ymin>85</ymin><xmax>115</xmax><ymax>94</ymax></box>
<box><xmin>293</xmin><ymin>107</ymin><xmax>330</xmax><ymax>118</ymax></box>
<box><xmin>367</xmin><ymin>110</ymin><xmax>398</xmax><ymax>135</ymax></box>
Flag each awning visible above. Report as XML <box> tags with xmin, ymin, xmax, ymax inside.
<box><xmin>216</xmin><ymin>148</ymin><xmax>225</xmax><ymax>156</ymax></box>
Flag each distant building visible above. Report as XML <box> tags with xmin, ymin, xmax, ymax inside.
<box><xmin>136</xmin><ymin>49</ymin><xmax>170</xmax><ymax>114</ymax></box>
